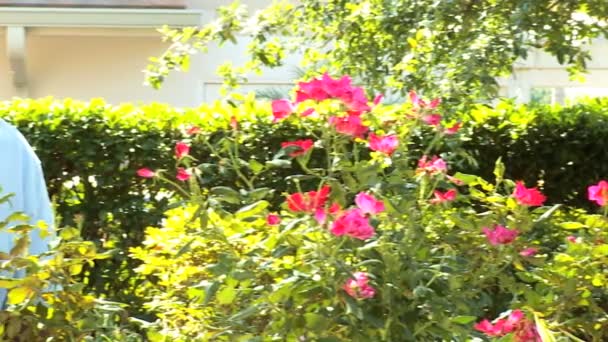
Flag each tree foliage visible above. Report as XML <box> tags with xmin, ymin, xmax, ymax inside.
<box><xmin>147</xmin><ymin>0</ymin><xmax>608</xmax><ymax>106</ymax></box>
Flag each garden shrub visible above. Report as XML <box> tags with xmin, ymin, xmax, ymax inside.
<box><xmin>3</xmin><ymin>95</ymin><xmax>608</xmax><ymax>319</ymax></box>
<box><xmin>131</xmin><ymin>75</ymin><xmax>608</xmax><ymax>341</ymax></box>
<box><xmin>459</xmin><ymin>98</ymin><xmax>608</xmax><ymax>208</ymax></box>
<box><xmin>0</xmin><ymin>193</ymin><xmax>143</xmax><ymax>341</ymax></box>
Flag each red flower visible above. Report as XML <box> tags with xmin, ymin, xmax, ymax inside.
<box><xmin>286</xmin><ymin>185</ymin><xmax>331</xmax><ymax>214</ymax></box>
<box><xmin>137</xmin><ymin>168</ymin><xmax>155</xmax><ymax>178</ymax></box>
<box><xmin>266</xmin><ymin>213</ymin><xmax>281</xmax><ymax>226</ymax></box>
<box><xmin>186</xmin><ymin>126</ymin><xmax>201</xmax><ymax>135</ymax></box>
<box><xmin>281</xmin><ymin>139</ymin><xmax>314</xmax><ymax>157</ymax></box>
<box><xmin>330</xmin><ymin>208</ymin><xmax>375</xmax><ymax>240</ymax></box>
<box><xmin>444</xmin><ymin>122</ymin><xmax>462</xmax><ymax>134</ymax></box>
<box><xmin>368</xmin><ymin>133</ymin><xmax>399</xmax><ymax>156</ymax></box>
<box><xmin>513</xmin><ymin>181</ymin><xmax>546</xmax><ymax>206</ymax></box>
<box><xmin>430</xmin><ymin>189</ymin><xmax>457</xmax><ymax>204</ymax></box>
<box><xmin>175</xmin><ymin>142</ymin><xmax>190</xmax><ymax>159</ymax></box>
<box><xmin>475</xmin><ymin>310</ymin><xmax>540</xmax><ymax>342</ymax></box>
<box><xmin>271</xmin><ymin>99</ymin><xmax>294</xmax><ymax>122</ymax></box>
<box><xmin>483</xmin><ymin>225</ymin><xmax>518</xmax><ymax>245</ymax></box>
<box><xmin>588</xmin><ymin>180</ymin><xmax>608</xmax><ymax>206</ymax></box>
<box><xmin>343</xmin><ymin>272</ymin><xmax>375</xmax><ymax>299</ymax></box>
<box><xmin>329</xmin><ymin>114</ymin><xmax>369</xmax><ymax>138</ymax></box>
<box><xmin>176</xmin><ymin>167</ymin><xmax>192</xmax><ymax>182</ymax></box>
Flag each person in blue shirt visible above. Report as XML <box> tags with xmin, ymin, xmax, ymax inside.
<box><xmin>0</xmin><ymin>119</ymin><xmax>54</xmax><ymax>306</ymax></box>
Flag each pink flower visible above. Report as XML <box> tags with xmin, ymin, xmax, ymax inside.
<box><xmin>340</xmin><ymin>86</ymin><xmax>371</xmax><ymax>112</ymax></box>
<box><xmin>330</xmin><ymin>209</ymin><xmax>375</xmax><ymax>240</ymax></box>
<box><xmin>286</xmin><ymin>185</ymin><xmax>331</xmax><ymax>214</ymax></box>
<box><xmin>373</xmin><ymin>94</ymin><xmax>384</xmax><ymax>105</ymax></box>
<box><xmin>355</xmin><ymin>192</ymin><xmax>385</xmax><ymax>215</ymax></box>
<box><xmin>295</xmin><ymin>74</ymin><xmax>372</xmax><ymax>112</ymax></box>
<box><xmin>409</xmin><ymin>90</ymin><xmax>441</xmax><ymax>110</ymax></box>
<box><xmin>230</xmin><ymin>115</ymin><xmax>238</xmax><ymax>130</ymax></box>
<box><xmin>296</xmin><ymin>78</ymin><xmax>330</xmax><ymax>102</ymax></box>
<box><xmin>137</xmin><ymin>168</ymin><xmax>155</xmax><ymax>178</ymax></box>
<box><xmin>281</xmin><ymin>139</ymin><xmax>314</xmax><ymax>157</ymax></box>
<box><xmin>175</xmin><ymin>142</ymin><xmax>190</xmax><ymax>159</ymax></box>
<box><xmin>343</xmin><ymin>272</ymin><xmax>375</xmax><ymax>299</ymax></box>
<box><xmin>422</xmin><ymin>114</ymin><xmax>442</xmax><ymax>126</ymax></box>
<box><xmin>587</xmin><ymin>180</ymin><xmax>608</xmax><ymax>206</ymax></box>
<box><xmin>314</xmin><ymin>203</ymin><xmax>342</xmax><ymax>225</ymax></box>
<box><xmin>567</xmin><ymin>235</ymin><xmax>578</xmax><ymax>243</ymax></box>
<box><xmin>301</xmin><ymin>108</ymin><xmax>316</xmax><ymax>117</ymax></box>
<box><xmin>430</xmin><ymin>189</ymin><xmax>457</xmax><ymax>204</ymax></box>
<box><xmin>176</xmin><ymin>167</ymin><xmax>192</xmax><ymax>181</ymax></box>
<box><xmin>513</xmin><ymin>181</ymin><xmax>546</xmax><ymax>206</ymax></box>
<box><xmin>368</xmin><ymin>133</ymin><xmax>399</xmax><ymax>156</ymax></box>
<box><xmin>417</xmin><ymin>155</ymin><xmax>447</xmax><ymax>174</ymax></box>
<box><xmin>271</xmin><ymin>99</ymin><xmax>294</xmax><ymax>122</ymax></box>
<box><xmin>186</xmin><ymin>126</ymin><xmax>201</xmax><ymax>135</ymax></box>
<box><xmin>520</xmin><ymin>247</ymin><xmax>538</xmax><ymax>257</ymax></box>
<box><xmin>447</xmin><ymin>175</ymin><xmax>464</xmax><ymax>185</ymax></box>
<box><xmin>329</xmin><ymin>114</ymin><xmax>369</xmax><ymax>138</ymax></box>
<box><xmin>483</xmin><ymin>225</ymin><xmax>519</xmax><ymax>245</ymax></box>
<box><xmin>266</xmin><ymin>213</ymin><xmax>281</xmax><ymax>226</ymax></box>
<box><xmin>444</xmin><ymin>122</ymin><xmax>462</xmax><ymax>134</ymax></box>
<box><xmin>320</xmin><ymin>73</ymin><xmax>352</xmax><ymax>98</ymax></box>
<box><xmin>475</xmin><ymin>310</ymin><xmax>540</xmax><ymax>342</ymax></box>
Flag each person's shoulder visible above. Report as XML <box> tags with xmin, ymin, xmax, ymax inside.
<box><xmin>0</xmin><ymin>119</ymin><xmax>40</xmax><ymax>162</ymax></box>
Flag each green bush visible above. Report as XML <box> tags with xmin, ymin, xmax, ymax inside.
<box><xmin>2</xmin><ymin>96</ymin><xmax>608</xmax><ymax>317</ymax></box>
<box><xmin>0</xmin><ymin>193</ymin><xmax>143</xmax><ymax>341</ymax></box>
<box><xmin>458</xmin><ymin>98</ymin><xmax>608</xmax><ymax>208</ymax></box>
<box><xmin>0</xmin><ymin>97</ymin><xmax>302</xmax><ymax>315</ymax></box>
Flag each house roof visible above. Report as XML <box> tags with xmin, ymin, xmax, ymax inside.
<box><xmin>0</xmin><ymin>0</ymin><xmax>186</xmax><ymax>9</ymax></box>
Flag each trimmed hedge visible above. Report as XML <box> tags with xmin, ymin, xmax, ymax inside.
<box><xmin>2</xmin><ymin>96</ymin><xmax>607</xmax><ymax>313</ymax></box>
<box><xmin>458</xmin><ymin>98</ymin><xmax>608</xmax><ymax>208</ymax></box>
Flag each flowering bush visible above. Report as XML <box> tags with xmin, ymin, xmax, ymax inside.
<box><xmin>132</xmin><ymin>75</ymin><xmax>608</xmax><ymax>341</ymax></box>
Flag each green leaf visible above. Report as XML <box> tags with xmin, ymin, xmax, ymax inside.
<box><xmin>210</xmin><ymin>186</ymin><xmax>241</xmax><ymax>204</ymax></box>
<box><xmin>7</xmin><ymin>286</ymin><xmax>34</xmax><ymax>305</ymax></box>
<box><xmin>235</xmin><ymin>200</ymin><xmax>269</xmax><ymax>219</ymax></box>
<box><xmin>493</xmin><ymin>157</ymin><xmax>505</xmax><ymax>182</ymax></box>
<box><xmin>305</xmin><ymin>313</ymin><xmax>329</xmax><ymax>331</ymax></box>
<box><xmin>534</xmin><ymin>314</ymin><xmax>556</xmax><ymax>342</ymax></box>
<box><xmin>0</xmin><ymin>278</ymin><xmax>23</xmax><ymax>289</ymax></box>
<box><xmin>249</xmin><ymin>159</ymin><xmax>264</xmax><ymax>174</ymax></box>
<box><xmin>559</xmin><ymin>222</ymin><xmax>586</xmax><ymax>230</ymax></box>
<box><xmin>450</xmin><ymin>315</ymin><xmax>477</xmax><ymax>324</ymax></box>
<box><xmin>265</xmin><ymin>159</ymin><xmax>292</xmax><ymax>169</ymax></box>
<box><xmin>203</xmin><ymin>281</ymin><xmax>221</xmax><ymax>305</ymax></box>
<box><xmin>217</xmin><ymin>286</ymin><xmax>237</xmax><ymax>305</ymax></box>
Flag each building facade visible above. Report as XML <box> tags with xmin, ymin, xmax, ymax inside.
<box><xmin>0</xmin><ymin>1</ymin><xmax>606</xmax><ymax>106</ymax></box>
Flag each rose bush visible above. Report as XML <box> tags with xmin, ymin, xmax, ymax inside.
<box><xmin>128</xmin><ymin>74</ymin><xmax>608</xmax><ymax>341</ymax></box>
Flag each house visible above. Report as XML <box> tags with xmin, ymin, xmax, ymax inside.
<box><xmin>0</xmin><ymin>1</ymin><xmax>605</xmax><ymax>106</ymax></box>
<box><xmin>0</xmin><ymin>0</ymin><xmax>294</xmax><ymax>106</ymax></box>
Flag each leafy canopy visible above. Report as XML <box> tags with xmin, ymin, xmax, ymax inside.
<box><xmin>147</xmin><ymin>0</ymin><xmax>608</xmax><ymax>107</ymax></box>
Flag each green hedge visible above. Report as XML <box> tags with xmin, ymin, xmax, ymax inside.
<box><xmin>0</xmin><ymin>97</ymin><xmax>301</xmax><ymax>315</ymax></box>
<box><xmin>458</xmin><ymin>98</ymin><xmax>608</xmax><ymax>208</ymax></box>
<box><xmin>2</xmin><ymin>96</ymin><xmax>607</xmax><ymax>314</ymax></box>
